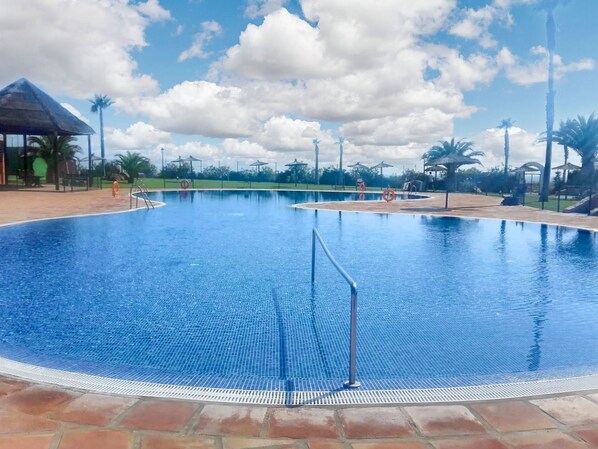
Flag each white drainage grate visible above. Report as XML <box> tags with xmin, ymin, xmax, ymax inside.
<box><xmin>2</xmin><ymin>356</ymin><xmax>598</xmax><ymax>405</ymax></box>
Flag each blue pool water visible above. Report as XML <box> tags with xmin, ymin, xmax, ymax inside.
<box><xmin>0</xmin><ymin>190</ymin><xmax>597</xmax><ymax>391</ymax></box>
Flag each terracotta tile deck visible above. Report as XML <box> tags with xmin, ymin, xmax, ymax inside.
<box><xmin>0</xmin><ymin>189</ymin><xmax>597</xmax><ymax>448</ymax></box>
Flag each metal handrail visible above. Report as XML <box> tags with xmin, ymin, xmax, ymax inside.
<box><xmin>311</xmin><ymin>227</ymin><xmax>360</xmax><ymax>388</ymax></box>
<box><xmin>129</xmin><ymin>179</ymin><xmax>154</xmax><ymax>209</ymax></box>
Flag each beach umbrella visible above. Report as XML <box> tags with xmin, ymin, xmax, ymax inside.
<box><xmin>425</xmin><ymin>164</ymin><xmax>447</xmax><ymax>186</ymax></box>
<box><xmin>184</xmin><ymin>155</ymin><xmax>202</xmax><ymax>173</ymax></box>
<box><xmin>171</xmin><ymin>156</ymin><xmax>185</xmax><ymax>168</ymax></box>
<box><xmin>348</xmin><ymin>162</ymin><xmax>369</xmax><ymax>171</ymax></box>
<box><xmin>553</xmin><ymin>162</ymin><xmax>580</xmax><ymax>185</ymax></box>
<box><xmin>250</xmin><ymin>160</ymin><xmax>269</xmax><ymax>175</ymax></box>
<box><xmin>80</xmin><ymin>154</ymin><xmax>104</xmax><ymax>162</ymax></box>
<box><xmin>428</xmin><ymin>154</ymin><xmax>480</xmax><ymax>208</ymax></box>
<box><xmin>371</xmin><ymin>161</ymin><xmax>393</xmax><ymax>176</ymax></box>
<box><xmin>426</xmin><ymin>164</ymin><xmax>447</xmax><ymax>173</ymax></box>
<box><xmin>552</xmin><ymin>162</ymin><xmax>581</xmax><ymax>171</ymax></box>
<box><xmin>285</xmin><ymin>159</ymin><xmax>308</xmax><ymax>185</ymax></box>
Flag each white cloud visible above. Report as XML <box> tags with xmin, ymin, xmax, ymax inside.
<box><xmin>340</xmin><ymin>109</ymin><xmax>455</xmax><ymax>146</ymax></box>
<box><xmin>245</xmin><ymin>0</ymin><xmax>289</xmax><ymax>18</ymax></box>
<box><xmin>498</xmin><ymin>46</ymin><xmax>595</xmax><ymax>85</ymax></box>
<box><xmin>223</xmin><ymin>8</ymin><xmax>343</xmax><ymax>80</ymax></box>
<box><xmin>472</xmin><ymin>126</ymin><xmax>553</xmax><ymax>169</ymax></box>
<box><xmin>449</xmin><ymin>5</ymin><xmax>502</xmax><ymax>49</ymax></box>
<box><xmin>124</xmin><ymin>81</ymin><xmax>262</xmax><ymax>138</ymax></box>
<box><xmin>106</xmin><ymin>122</ymin><xmax>171</xmax><ymax>150</ymax></box>
<box><xmin>178</xmin><ymin>21</ymin><xmax>222</xmax><ymax>62</ymax></box>
<box><xmin>448</xmin><ymin>1</ymin><xmax>538</xmax><ymax>49</ymax></box>
<box><xmin>135</xmin><ymin>0</ymin><xmax>171</xmax><ymax>21</ymax></box>
<box><xmin>0</xmin><ymin>0</ymin><xmax>159</xmax><ymax>98</ymax></box>
<box><xmin>427</xmin><ymin>46</ymin><xmax>498</xmax><ymax>90</ymax></box>
<box><xmin>252</xmin><ymin>116</ymin><xmax>325</xmax><ymax>153</ymax></box>
<box><xmin>214</xmin><ymin>1</ymin><xmax>490</xmax><ymax>145</ymax></box>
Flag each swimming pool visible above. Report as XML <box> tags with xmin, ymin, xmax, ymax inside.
<box><xmin>0</xmin><ymin>190</ymin><xmax>597</xmax><ymax>403</ymax></box>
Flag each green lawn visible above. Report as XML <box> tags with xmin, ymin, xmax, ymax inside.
<box><xmin>521</xmin><ymin>194</ymin><xmax>578</xmax><ymax>212</ymax></box>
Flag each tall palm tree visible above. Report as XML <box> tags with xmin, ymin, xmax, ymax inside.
<box><xmin>552</xmin><ymin>114</ymin><xmax>598</xmax><ymax>182</ymax></box>
<box><xmin>89</xmin><ymin>94</ymin><xmax>113</xmax><ymax>175</ymax></box>
<box><xmin>540</xmin><ymin>0</ymin><xmax>559</xmax><ymax>202</ymax></box>
<box><xmin>114</xmin><ymin>151</ymin><xmax>151</xmax><ymax>183</ymax></box>
<box><xmin>422</xmin><ymin>138</ymin><xmax>484</xmax><ymax>190</ymax></box>
<box><xmin>498</xmin><ymin>119</ymin><xmax>514</xmax><ymax>177</ymax></box>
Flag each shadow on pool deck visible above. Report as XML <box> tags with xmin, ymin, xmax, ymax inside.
<box><xmin>0</xmin><ymin>188</ymin><xmax>597</xmax><ymax>448</ymax></box>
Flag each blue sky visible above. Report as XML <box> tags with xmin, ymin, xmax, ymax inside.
<box><xmin>1</xmin><ymin>0</ymin><xmax>596</xmax><ymax>174</ymax></box>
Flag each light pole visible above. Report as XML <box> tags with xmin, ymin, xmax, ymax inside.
<box><xmin>161</xmin><ymin>147</ymin><xmax>165</xmax><ymax>188</ymax></box>
<box><xmin>313</xmin><ymin>138</ymin><xmax>320</xmax><ymax>185</ymax></box>
<box><xmin>338</xmin><ymin>136</ymin><xmax>344</xmax><ymax>189</ymax></box>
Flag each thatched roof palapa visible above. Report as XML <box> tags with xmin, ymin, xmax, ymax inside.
<box><xmin>0</xmin><ymin>78</ymin><xmax>94</xmax><ymax>136</ymax></box>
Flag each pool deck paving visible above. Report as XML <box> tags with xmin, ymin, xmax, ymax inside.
<box><xmin>1</xmin><ymin>187</ymin><xmax>598</xmax><ymax>448</ymax></box>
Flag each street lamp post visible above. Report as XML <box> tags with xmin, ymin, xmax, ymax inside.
<box><xmin>313</xmin><ymin>138</ymin><xmax>320</xmax><ymax>185</ymax></box>
<box><xmin>338</xmin><ymin>136</ymin><xmax>344</xmax><ymax>189</ymax></box>
<box><xmin>161</xmin><ymin>147</ymin><xmax>165</xmax><ymax>188</ymax></box>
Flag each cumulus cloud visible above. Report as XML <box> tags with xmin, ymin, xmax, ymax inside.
<box><xmin>124</xmin><ymin>81</ymin><xmax>263</xmax><ymax>138</ymax></box>
<box><xmin>214</xmin><ymin>1</ymin><xmax>494</xmax><ymax>147</ymax></box>
<box><xmin>135</xmin><ymin>0</ymin><xmax>171</xmax><ymax>21</ymax></box>
<box><xmin>340</xmin><ymin>109</ymin><xmax>455</xmax><ymax>146</ymax></box>
<box><xmin>178</xmin><ymin>21</ymin><xmax>222</xmax><ymax>62</ymax></box>
<box><xmin>449</xmin><ymin>5</ymin><xmax>504</xmax><ymax>48</ymax></box>
<box><xmin>252</xmin><ymin>116</ymin><xmax>325</xmax><ymax>153</ymax></box>
<box><xmin>472</xmin><ymin>126</ymin><xmax>553</xmax><ymax>169</ymax></box>
<box><xmin>245</xmin><ymin>0</ymin><xmax>288</xmax><ymax>18</ymax></box>
<box><xmin>223</xmin><ymin>8</ymin><xmax>343</xmax><ymax>80</ymax></box>
<box><xmin>106</xmin><ymin>122</ymin><xmax>172</xmax><ymax>150</ymax></box>
<box><xmin>0</xmin><ymin>0</ymin><xmax>159</xmax><ymax>98</ymax></box>
<box><xmin>498</xmin><ymin>46</ymin><xmax>594</xmax><ymax>85</ymax></box>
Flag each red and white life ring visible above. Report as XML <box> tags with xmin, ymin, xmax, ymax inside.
<box><xmin>382</xmin><ymin>188</ymin><xmax>396</xmax><ymax>202</ymax></box>
<box><xmin>180</xmin><ymin>179</ymin><xmax>190</xmax><ymax>190</ymax></box>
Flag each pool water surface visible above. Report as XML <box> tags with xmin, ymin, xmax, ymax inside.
<box><xmin>0</xmin><ymin>190</ymin><xmax>597</xmax><ymax>392</ymax></box>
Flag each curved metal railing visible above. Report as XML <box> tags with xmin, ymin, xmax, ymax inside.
<box><xmin>311</xmin><ymin>227</ymin><xmax>360</xmax><ymax>388</ymax></box>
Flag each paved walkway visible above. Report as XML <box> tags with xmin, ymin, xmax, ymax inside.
<box><xmin>1</xmin><ymin>188</ymin><xmax>598</xmax><ymax>449</ymax></box>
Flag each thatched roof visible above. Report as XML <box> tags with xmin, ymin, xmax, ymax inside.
<box><xmin>0</xmin><ymin>78</ymin><xmax>95</xmax><ymax>136</ymax></box>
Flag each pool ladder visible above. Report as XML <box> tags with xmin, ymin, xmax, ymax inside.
<box><xmin>130</xmin><ymin>179</ymin><xmax>155</xmax><ymax>209</ymax></box>
<box><xmin>311</xmin><ymin>227</ymin><xmax>360</xmax><ymax>388</ymax></box>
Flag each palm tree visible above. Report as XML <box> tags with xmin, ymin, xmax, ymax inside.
<box><xmin>422</xmin><ymin>138</ymin><xmax>484</xmax><ymax>192</ymax></box>
<box><xmin>28</xmin><ymin>135</ymin><xmax>82</xmax><ymax>183</ymax></box>
<box><xmin>113</xmin><ymin>151</ymin><xmax>151</xmax><ymax>183</ymax></box>
<box><xmin>498</xmin><ymin>119</ymin><xmax>514</xmax><ymax>177</ymax></box>
<box><xmin>539</xmin><ymin>0</ymin><xmax>558</xmax><ymax>202</ymax></box>
<box><xmin>552</xmin><ymin>114</ymin><xmax>598</xmax><ymax>182</ymax></box>
<box><xmin>89</xmin><ymin>94</ymin><xmax>114</xmax><ymax>175</ymax></box>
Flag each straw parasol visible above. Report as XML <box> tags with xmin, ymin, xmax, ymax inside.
<box><xmin>184</xmin><ymin>155</ymin><xmax>202</xmax><ymax>173</ymax></box>
<box><xmin>371</xmin><ymin>161</ymin><xmax>393</xmax><ymax>176</ymax></box>
<box><xmin>285</xmin><ymin>159</ymin><xmax>308</xmax><ymax>185</ymax></box>
<box><xmin>250</xmin><ymin>160</ymin><xmax>269</xmax><ymax>175</ymax></box>
<box><xmin>428</xmin><ymin>154</ymin><xmax>481</xmax><ymax>208</ymax></box>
